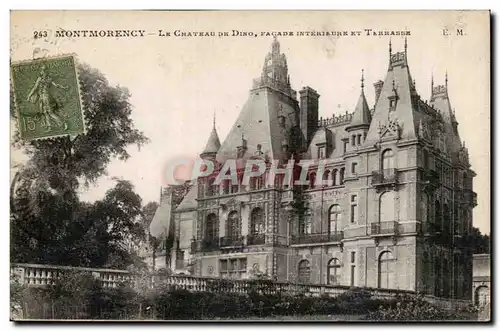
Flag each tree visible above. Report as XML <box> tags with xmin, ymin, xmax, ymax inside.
<box><xmin>10</xmin><ymin>63</ymin><xmax>149</xmax><ymax>269</ymax></box>
<box><xmin>470</xmin><ymin>227</ymin><xmax>490</xmax><ymax>254</ymax></box>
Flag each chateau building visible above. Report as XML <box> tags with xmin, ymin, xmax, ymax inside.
<box><xmin>157</xmin><ymin>38</ymin><xmax>477</xmax><ymax>299</ymax></box>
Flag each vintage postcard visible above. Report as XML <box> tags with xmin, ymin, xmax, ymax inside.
<box><xmin>10</xmin><ymin>10</ymin><xmax>490</xmax><ymax>322</ymax></box>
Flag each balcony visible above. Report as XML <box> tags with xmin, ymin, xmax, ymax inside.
<box><xmin>464</xmin><ymin>189</ymin><xmax>478</xmax><ymax>207</ymax></box>
<box><xmin>220</xmin><ymin>236</ymin><xmax>245</xmax><ymax>248</ymax></box>
<box><xmin>371</xmin><ymin>168</ymin><xmax>399</xmax><ymax>190</ymax></box>
<box><xmin>291</xmin><ymin>231</ymin><xmax>344</xmax><ymax>245</ymax></box>
<box><xmin>370</xmin><ymin>221</ymin><xmax>399</xmax><ymax>236</ymax></box>
<box><xmin>247</xmin><ymin>234</ymin><xmax>266</xmax><ymax>245</ymax></box>
<box><xmin>191</xmin><ymin>238</ymin><xmax>220</xmax><ymax>253</ymax></box>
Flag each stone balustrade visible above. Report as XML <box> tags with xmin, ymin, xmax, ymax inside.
<box><xmin>10</xmin><ymin>263</ymin><xmax>472</xmax><ymax>310</ymax></box>
<box><xmin>11</xmin><ymin>263</ymin><xmax>131</xmax><ymax>289</ymax></box>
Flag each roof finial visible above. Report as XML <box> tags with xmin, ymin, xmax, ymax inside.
<box><xmin>445</xmin><ymin>70</ymin><xmax>448</xmax><ymax>89</ymax></box>
<box><xmin>404</xmin><ymin>36</ymin><xmax>408</xmax><ymax>54</ymax></box>
<box><xmin>361</xmin><ymin>69</ymin><xmax>365</xmax><ymax>91</ymax></box>
<box><xmin>213</xmin><ymin>110</ymin><xmax>216</xmax><ymax>129</ymax></box>
<box><xmin>431</xmin><ymin>73</ymin><xmax>434</xmax><ymax>91</ymax></box>
<box><xmin>392</xmin><ymin>79</ymin><xmax>396</xmax><ymax>91</ymax></box>
<box><xmin>389</xmin><ymin>38</ymin><xmax>392</xmax><ymax>58</ymax></box>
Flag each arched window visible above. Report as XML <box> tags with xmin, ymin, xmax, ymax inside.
<box><xmin>327</xmin><ymin>258</ymin><xmax>341</xmax><ymax>285</ymax></box>
<box><xmin>339</xmin><ymin>168</ymin><xmax>345</xmax><ymax>185</ymax></box>
<box><xmin>328</xmin><ymin>205</ymin><xmax>341</xmax><ymax>235</ymax></box>
<box><xmin>309</xmin><ymin>172</ymin><xmax>316</xmax><ymax>189</ymax></box>
<box><xmin>250</xmin><ymin>208</ymin><xmax>265</xmax><ymax>235</ymax></box>
<box><xmin>379</xmin><ymin>191</ymin><xmax>395</xmax><ymax>222</ymax></box>
<box><xmin>297</xmin><ymin>260</ymin><xmax>311</xmax><ymax>283</ymax></box>
<box><xmin>475</xmin><ymin>286</ymin><xmax>490</xmax><ymax>307</ymax></box>
<box><xmin>205</xmin><ymin>213</ymin><xmax>217</xmax><ymax>240</ymax></box>
<box><xmin>382</xmin><ymin>149</ymin><xmax>394</xmax><ymax>170</ymax></box>
<box><xmin>226</xmin><ymin>211</ymin><xmax>240</xmax><ymax>239</ymax></box>
<box><xmin>323</xmin><ymin>169</ymin><xmax>330</xmax><ymax>186</ymax></box>
<box><xmin>378</xmin><ymin>251</ymin><xmax>395</xmax><ymax>289</ymax></box>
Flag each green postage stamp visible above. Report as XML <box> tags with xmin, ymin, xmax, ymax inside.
<box><xmin>11</xmin><ymin>54</ymin><xmax>85</xmax><ymax>140</ymax></box>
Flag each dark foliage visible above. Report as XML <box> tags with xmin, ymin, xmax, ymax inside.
<box><xmin>10</xmin><ymin>63</ymin><xmax>151</xmax><ymax>269</ymax></box>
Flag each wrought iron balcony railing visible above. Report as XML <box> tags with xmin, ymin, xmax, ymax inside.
<box><xmin>371</xmin><ymin>168</ymin><xmax>399</xmax><ymax>187</ymax></box>
<box><xmin>464</xmin><ymin>189</ymin><xmax>478</xmax><ymax>207</ymax></box>
<box><xmin>191</xmin><ymin>238</ymin><xmax>221</xmax><ymax>253</ymax></box>
<box><xmin>247</xmin><ymin>234</ymin><xmax>266</xmax><ymax>245</ymax></box>
<box><xmin>370</xmin><ymin>221</ymin><xmax>399</xmax><ymax>236</ymax></box>
<box><xmin>220</xmin><ymin>236</ymin><xmax>245</xmax><ymax>248</ymax></box>
<box><xmin>291</xmin><ymin>231</ymin><xmax>344</xmax><ymax>245</ymax></box>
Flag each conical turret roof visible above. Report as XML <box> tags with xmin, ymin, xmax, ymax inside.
<box><xmin>347</xmin><ymin>70</ymin><xmax>371</xmax><ymax>130</ymax></box>
<box><xmin>200</xmin><ymin>120</ymin><xmax>221</xmax><ymax>157</ymax></box>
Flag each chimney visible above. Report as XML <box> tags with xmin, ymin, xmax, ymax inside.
<box><xmin>299</xmin><ymin>86</ymin><xmax>320</xmax><ymax>147</ymax></box>
<box><xmin>374</xmin><ymin>80</ymin><xmax>384</xmax><ymax>104</ymax></box>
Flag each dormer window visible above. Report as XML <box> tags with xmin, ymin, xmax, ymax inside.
<box><xmin>318</xmin><ymin>146</ymin><xmax>326</xmax><ymax>159</ymax></box>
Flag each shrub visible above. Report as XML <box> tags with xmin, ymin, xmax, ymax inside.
<box><xmin>365</xmin><ymin>295</ymin><xmax>479</xmax><ymax>321</ymax></box>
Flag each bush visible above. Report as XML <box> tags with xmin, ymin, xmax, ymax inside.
<box><xmin>365</xmin><ymin>295</ymin><xmax>479</xmax><ymax>321</ymax></box>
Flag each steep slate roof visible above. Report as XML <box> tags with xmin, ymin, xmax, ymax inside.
<box><xmin>430</xmin><ymin>79</ymin><xmax>462</xmax><ymax>154</ymax></box>
<box><xmin>149</xmin><ymin>198</ymin><xmax>172</xmax><ymax>239</ymax></box>
<box><xmin>365</xmin><ymin>45</ymin><xmax>418</xmax><ymax>144</ymax></box>
<box><xmin>215</xmin><ymin>39</ymin><xmax>299</xmax><ymax>163</ymax></box>
<box><xmin>175</xmin><ymin>184</ymin><xmax>198</xmax><ymax>211</ymax></box>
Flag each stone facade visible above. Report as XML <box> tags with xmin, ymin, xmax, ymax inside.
<box><xmin>166</xmin><ymin>38</ymin><xmax>477</xmax><ymax>299</ymax></box>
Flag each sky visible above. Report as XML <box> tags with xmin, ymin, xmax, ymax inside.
<box><xmin>10</xmin><ymin>10</ymin><xmax>490</xmax><ymax>234</ymax></box>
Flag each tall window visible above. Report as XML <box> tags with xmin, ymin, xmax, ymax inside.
<box><xmin>351</xmin><ymin>135</ymin><xmax>356</xmax><ymax>146</ymax></box>
<box><xmin>340</xmin><ymin>168</ymin><xmax>345</xmax><ymax>185</ymax></box>
<box><xmin>435</xmin><ymin>200</ymin><xmax>442</xmax><ymax>232</ymax></box>
<box><xmin>421</xmin><ymin>193</ymin><xmax>429</xmax><ymax>224</ymax></box>
<box><xmin>332</xmin><ymin>169</ymin><xmax>338</xmax><ymax>186</ymax></box>
<box><xmin>423</xmin><ymin>149</ymin><xmax>429</xmax><ymax>169</ymax></box>
<box><xmin>327</xmin><ymin>258</ymin><xmax>341</xmax><ymax>285</ymax></box>
<box><xmin>350</xmin><ymin>195</ymin><xmax>358</xmax><ymax>224</ymax></box>
<box><xmin>379</xmin><ymin>191</ymin><xmax>395</xmax><ymax>222</ymax></box>
<box><xmin>328</xmin><ymin>204</ymin><xmax>341</xmax><ymax>234</ymax></box>
<box><xmin>318</xmin><ymin>146</ymin><xmax>326</xmax><ymax>159</ymax></box>
<box><xmin>382</xmin><ymin>149</ymin><xmax>394</xmax><ymax>170</ymax></box>
<box><xmin>222</xmin><ymin>179</ymin><xmax>230</xmax><ymax>195</ymax></box>
<box><xmin>350</xmin><ymin>252</ymin><xmax>356</xmax><ymax>286</ymax></box>
<box><xmin>308</xmin><ymin>172</ymin><xmax>316</xmax><ymax>189</ymax></box>
<box><xmin>299</xmin><ymin>212</ymin><xmax>312</xmax><ymax>235</ymax></box>
<box><xmin>298</xmin><ymin>260</ymin><xmax>311</xmax><ymax>283</ymax></box>
<box><xmin>206</xmin><ymin>178</ymin><xmax>215</xmax><ymax>196</ymax></box>
<box><xmin>443</xmin><ymin>203</ymin><xmax>451</xmax><ymax>235</ymax></box>
<box><xmin>351</xmin><ymin>162</ymin><xmax>358</xmax><ymax>175</ymax></box>
<box><xmin>322</xmin><ymin>170</ymin><xmax>330</xmax><ymax>187</ymax></box>
<box><xmin>250</xmin><ymin>207</ymin><xmax>265</xmax><ymax>235</ymax></box>
<box><xmin>343</xmin><ymin>140</ymin><xmax>348</xmax><ymax>153</ymax></box>
<box><xmin>378</xmin><ymin>251</ymin><xmax>395</xmax><ymax>289</ymax></box>
<box><xmin>205</xmin><ymin>213</ymin><xmax>217</xmax><ymax>240</ymax></box>
<box><xmin>357</xmin><ymin>134</ymin><xmax>361</xmax><ymax>145</ymax></box>
<box><xmin>226</xmin><ymin>211</ymin><xmax>240</xmax><ymax>239</ymax></box>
